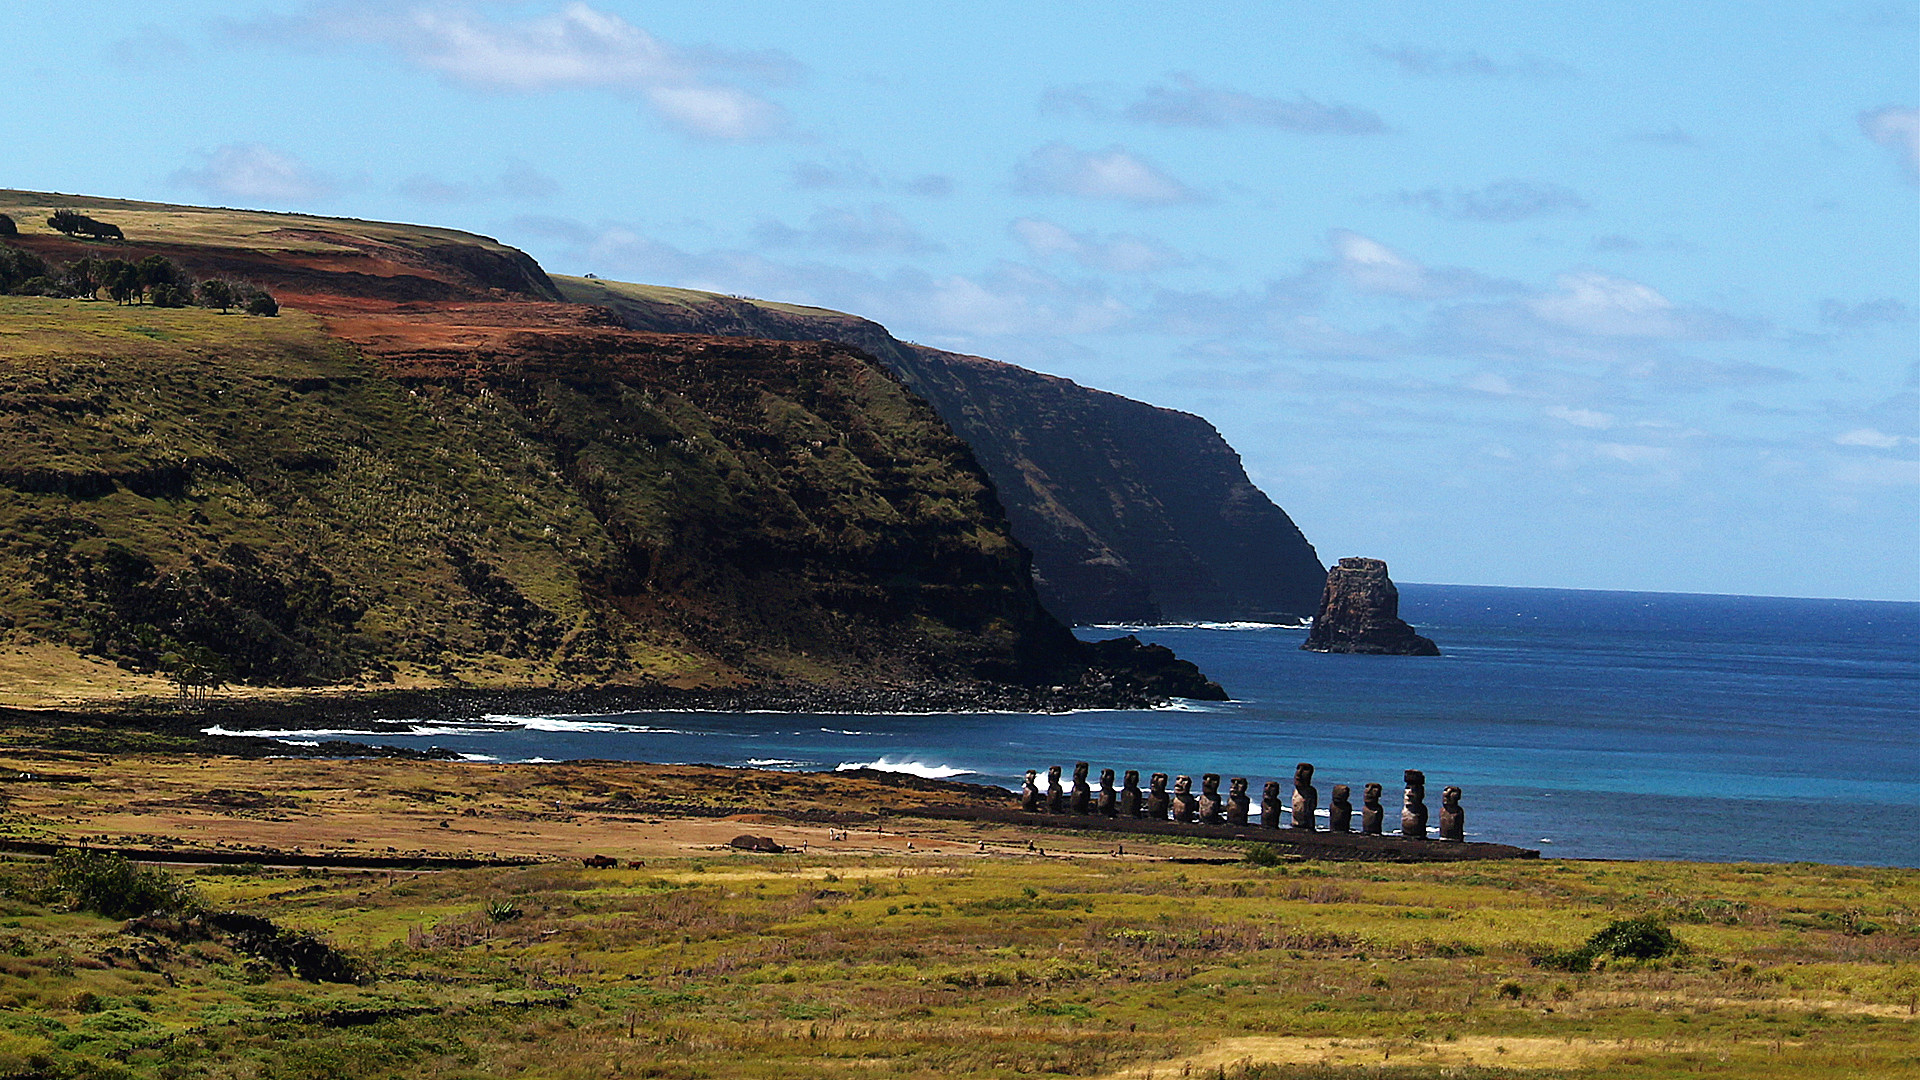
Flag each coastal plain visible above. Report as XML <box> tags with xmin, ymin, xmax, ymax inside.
<box><xmin>0</xmin><ymin>749</ymin><xmax>1914</xmax><ymax>1079</ymax></box>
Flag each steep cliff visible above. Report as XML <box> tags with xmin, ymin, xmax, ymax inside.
<box><xmin>0</xmin><ymin>192</ymin><xmax>1221</xmax><ymax>703</ymax></box>
<box><xmin>555</xmin><ymin>278</ymin><xmax>1327</xmax><ymax>624</ymax></box>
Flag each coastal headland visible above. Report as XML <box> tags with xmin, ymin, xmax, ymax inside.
<box><xmin>0</xmin><ymin>744</ymin><xmax>1913</xmax><ymax>1079</ymax></box>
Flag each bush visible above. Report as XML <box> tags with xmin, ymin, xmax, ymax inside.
<box><xmin>50</xmin><ymin>849</ymin><xmax>196</xmax><ymax>919</ymax></box>
<box><xmin>0</xmin><ymin>213</ymin><xmax>15</xmax><ymax>237</ymax></box>
<box><xmin>1588</xmin><ymin>916</ymin><xmax>1683</xmax><ymax>960</ymax></box>
<box><xmin>1530</xmin><ymin>915</ymin><xmax>1684</xmax><ymax>972</ymax></box>
<box><xmin>0</xmin><ymin>244</ymin><xmax>47</xmax><ymax>293</ymax></box>
<box><xmin>1243</xmin><ymin>844</ymin><xmax>1283</xmax><ymax>867</ymax></box>
<box><xmin>243</xmin><ymin>289</ymin><xmax>279</xmax><ymax>317</ymax></box>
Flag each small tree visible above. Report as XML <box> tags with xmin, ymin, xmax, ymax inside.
<box><xmin>160</xmin><ymin>643</ymin><xmax>229</xmax><ymax>706</ymax></box>
<box><xmin>62</xmin><ymin>256</ymin><xmax>102</xmax><ymax>300</ymax></box>
<box><xmin>137</xmin><ymin>254</ymin><xmax>180</xmax><ymax>291</ymax></box>
<box><xmin>196</xmin><ymin>278</ymin><xmax>235</xmax><ymax>312</ymax></box>
<box><xmin>0</xmin><ymin>213</ymin><xmax>16</xmax><ymax>237</ymax></box>
<box><xmin>48</xmin><ymin>208</ymin><xmax>83</xmax><ymax>235</ymax></box>
<box><xmin>149</xmin><ymin>282</ymin><xmax>193</xmax><ymax>308</ymax></box>
<box><xmin>102</xmin><ymin>259</ymin><xmax>142</xmax><ymax>304</ymax></box>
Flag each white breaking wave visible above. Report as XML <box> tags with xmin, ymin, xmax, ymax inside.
<box><xmin>747</xmin><ymin>758</ymin><xmax>810</xmax><ymax>768</ymax></box>
<box><xmin>201</xmin><ymin>725</ymin><xmax>488</xmax><ymax>739</ymax></box>
<box><xmin>835</xmin><ymin>758</ymin><xmax>975</xmax><ymax>779</ymax></box>
<box><xmin>820</xmin><ymin>728</ymin><xmax>876</xmax><ymax>736</ymax></box>
<box><xmin>458</xmin><ymin>753</ymin><xmax>500</xmax><ymax>762</ymax></box>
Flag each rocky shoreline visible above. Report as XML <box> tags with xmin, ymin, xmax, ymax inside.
<box><xmin>0</xmin><ymin>668</ymin><xmax>1218</xmax><ymax>761</ymax></box>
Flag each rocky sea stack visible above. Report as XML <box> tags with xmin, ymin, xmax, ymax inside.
<box><xmin>1301</xmin><ymin>557</ymin><xmax>1440</xmax><ymax>656</ymax></box>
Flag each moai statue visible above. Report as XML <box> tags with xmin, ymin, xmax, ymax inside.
<box><xmin>1020</xmin><ymin>770</ymin><xmax>1042</xmax><ymax>812</ymax></box>
<box><xmin>1328</xmin><ymin>784</ymin><xmax>1353</xmax><ymax>833</ymax></box>
<box><xmin>1171</xmin><ymin>775</ymin><xmax>1198</xmax><ymax>823</ymax></box>
<box><xmin>1438</xmin><ymin>785</ymin><xmax>1464</xmax><ymax>841</ymax></box>
<box><xmin>1121</xmin><ymin>770</ymin><xmax>1144</xmax><ymax>818</ymax></box>
<box><xmin>1290</xmin><ymin>762</ymin><xmax>1318</xmax><ymax>831</ymax></box>
<box><xmin>1096</xmin><ymin>768</ymin><xmax>1118</xmax><ymax>817</ymax></box>
<box><xmin>1226</xmin><ymin>777</ymin><xmax>1250</xmax><ymax>825</ymax></box>
<box><xmin>1402</xmin><ymin>769</ymin><xmax>1428</xmax><ymax>840</ymax></box>
<box><xmin>1046</xmin><ymin>765</ymin><xmax>1064</xmax><ymax>814</ymax></box>
<box><xmin>1147</xmin><ymin>773</ymin><xmax>1171</xmax><ymax>820</ymax></box>
<box><xmin>1197</xmin><ymin>773</ymin><xmax>1225</xmax><ymax>824</ymax></box>
<box><xmin>1070</xmin><ymin>762</ymin><xmax>1092</xmax><ymax>815</ymax></box>
<box><xmin>1260</xmin><ymin>781</ymin><xmax>1283</xmax><ymax>827</ymax></box>
<box><xmin>1361</xmin><ymin>782</ymin><xmax>1384</xmax><ymax>835</ymax></box>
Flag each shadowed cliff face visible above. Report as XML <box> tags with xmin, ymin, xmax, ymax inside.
<box><xmin>554</xmin><ymin>278</ymin><xmax>1327</xmax><ymax>624</ymax></box>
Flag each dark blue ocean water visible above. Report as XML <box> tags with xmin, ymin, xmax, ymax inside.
<box><xmin>213</xmin><ymin>586</ymin><xmax>1920</xmax><ymax>866</ymax></box>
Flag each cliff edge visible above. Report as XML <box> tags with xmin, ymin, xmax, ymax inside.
<box><xmin>555</xmin><ymin>277</ymin><xmax>1326</xmax><ymax>625</ymax></box>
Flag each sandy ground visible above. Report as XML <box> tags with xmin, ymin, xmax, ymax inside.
<box><xmin>0</xmin><ymin>751</ymin><xmax>1206</xmax><ymax>865</ymax></box>
<box><xmin>1098</xmin><ymin>1034</ymin><xmax>1775</xmax><ymax>1076</ymax></box>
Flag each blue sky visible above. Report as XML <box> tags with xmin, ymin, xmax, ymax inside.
<box><xmin>6</xmin><ymin>1</ymin><xmax>1916</xmax><ymax>600</ymax></box>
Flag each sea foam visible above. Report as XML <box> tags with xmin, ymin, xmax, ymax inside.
<box><xmin>835</xmin><ymin>758</ymin><xmax>975</xmax><ymax>780</ymax></box>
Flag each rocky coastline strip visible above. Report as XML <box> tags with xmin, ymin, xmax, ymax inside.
<box><xmin>0</xmin><ymin>667</ymin><xmax>1217</xmax><ymax>761</ymax></box>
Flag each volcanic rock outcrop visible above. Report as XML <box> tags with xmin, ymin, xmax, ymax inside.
<box><xmin>1300</xmin><ymin>557</ymin><xmax>1440</xmax><ymax>656</ymax></box>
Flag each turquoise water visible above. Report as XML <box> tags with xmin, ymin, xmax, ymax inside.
<box><xmin>215</xmin><ymin>586</ymin><xmax>1920</xmax><ymax>866</ymax></box>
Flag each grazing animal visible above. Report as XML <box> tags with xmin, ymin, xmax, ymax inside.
<box><xmin>582</xmin><ymin>854</ymin><xmax>618</xmax><ymax>868</ymax></box>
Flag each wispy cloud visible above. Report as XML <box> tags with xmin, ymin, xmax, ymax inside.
<box><xmin>1009</xmin><ymin>218</ymin><xmax>1186</xmax><ymax>274</ymax></box>
<box><xmin>1013</xmin><ymin>143</ymin><xmax>1203</xmax><ymax>205</ymax></box>
<box><xmin>1858</xmin><ymin>106</ymin><xmax>1920</xmax><ymax>183</ymax></box>
<box><xmin>1123</xmin><ymin>75</ymin><xmax>1386</xmax><ymax>133</ymax></box>
<box><xmin>396</xmin><ymin>162</ymin><xmax>560</xmax><ymax>205</ymax></box>
<box><xmin>753</xmin><ymin>205</ymin><xmax>943</xmax><ymax>256</ymax></box>
<box><xmin>1041</xmin><ymin>76</ymin><xmax>1385</xmax><ymax>134</ymax></box>
<box><xmin>242</xmin><ymin>2</ymin><xmax>795</xmax><ymax>141</ymax></box>
<box><xmin>171</xmin><ymin>144</ymin><xmax>337</xmax><ymax>203</ymax></box>
<box><xmin>1401</xmin><ymin>180</ymin><xmax>1589</xmax><ymax>223</ymax></box>
<box><xmin>1820</xmin><ymin>297</ymin><xmax>1915</xmax><ymax>329</ymax></box>
<box><xmin>1367</xmin><ymin>44</ymin><xmax>1575</xmax><ymax>79</ymax></box>
<box><xmin>789</xmin><ymin>155</ymin><xmax>953</xmax><ymax>198</ymax></box>
<box><xmin>1625</xmin><ymin>127</ymin><xmax>1701</xmax><ymax>148</ymax></box>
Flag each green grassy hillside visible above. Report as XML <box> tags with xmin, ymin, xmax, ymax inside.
<box><xmin>0</xmin><ymin>291</ymin><xmax>1076</xmax><ymax>699</ymax></box>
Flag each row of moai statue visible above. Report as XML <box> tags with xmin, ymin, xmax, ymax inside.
<box><xmin>1019</xmin><ymin>763</ymin><xmax>1465</xmax><ymax>841</ymax></box>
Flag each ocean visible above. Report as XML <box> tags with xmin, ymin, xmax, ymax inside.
<box><xmin>212</xmin><ymin>585</ymin><xmax>1920</xmax><ymax>867</ymax></box>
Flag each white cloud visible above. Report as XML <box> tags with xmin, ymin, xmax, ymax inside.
<box><xmin>262</xmin><ymin>2</ymin><xmax>792</xmax><ymax>140</ymax></box>
<box><xmin>1529</xmin><ymin>273</ymin><xmax>1693</xmax><ymax>338</ymax></box>
<box><xmin>1009</xmin><ymin>218</ymin><xmax>1185</xmax><ymax>274</ymax></box>
<box><xmin>1326</xmin><ymin>230</ymin><xmax>1504</xmax><ymax>299</ymax></box>
<box><xmin>1013</xmin><ymin>143</ymin><xmax>1203</xmax><ymax>205</ymax></box>
<box><xmin>1859</xmin><ymin>106</ymin><xmax>1920</xmax><ymax>183</ymax></box>
<box><xmin>170</xmin><ymin>144</ymin><xmax>336</xmax><ymax>203</ymax></box>
<box><xmin>1122</xmin><ymin>75</ymin><xmax>1386</xmax><ymax>134</ymax></box>
<box><xmin>1546</xmin><ymin>405</ymin><xmax>1616</xmax><ymax>430</ymax></box>
<box><xmin>1835</xmin><ymin>427</ymin><xmax>1909</xmax><ymax>449</ymax></box>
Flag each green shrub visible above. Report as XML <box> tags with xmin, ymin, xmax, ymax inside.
<box><xmin>50</xmin><ymin>849</ymin><xmax>196</xmax><ymax>919</ymax></box>
<box><xmin>1243</xmin><ymin>844</ymin><xmax>1283</xmax><ymax>867</ymax></box>
<box><xmin>1587</xmin><ymin>916</ymin><xmax>1683</xmax><ymax>959</ymax></box>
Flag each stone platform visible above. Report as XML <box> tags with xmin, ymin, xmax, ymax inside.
<box><xmin>904</xmin><ymin>806</ymin><xmax>1539</xmax><ymax>861</ymax></box>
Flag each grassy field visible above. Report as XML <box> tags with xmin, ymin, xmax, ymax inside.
<box><xmin>0</xmin><ymin>754</ymin><xmax>1912</xmax><ymax>1079</ymax></box>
